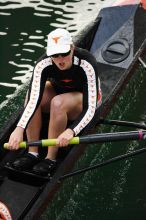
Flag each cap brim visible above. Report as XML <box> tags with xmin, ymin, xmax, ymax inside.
<box><xmin>47</xmin><ymin>45</ymin><xmax>70</xmax><ymax>56</ymax></box>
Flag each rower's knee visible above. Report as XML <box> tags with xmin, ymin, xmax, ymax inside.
<box><xmin>50</xmin><ymin>95</ymin><xmax>64</xmax><ymax>113</ymax></box>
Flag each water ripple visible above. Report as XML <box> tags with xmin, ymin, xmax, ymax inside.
<box><xmin>23</xmin><ymin>42</ymin><xmax>44</xmax><ymax>48</ymax></box>
<box><xmin>0</xmin><ymin>82</ymin><xmax>18</xmax><ymax>88</ymax></box>
<box><xmin>8</xmin><ymin>61</ymin><xmax>33</xmax><ymax>71</ymax></box>
<box><xmin>0</xmin><ymin>12</ymin><xmax>11</xmax><ymax>15</ymax></box>
<box><xmin>0</xmin><ymin>32</ymin><xmax>7</xmax><ymax>35</ymax></box>
<box><xmin>29</xmin><ymin>35</ymin><xmax>44</xmax><ymax>39</ymax></box>
<box><xmin>22</xmin><ymin>48</ymin><xmax>35</xmax><ymax>52</ymax></box>
<box><xmin>8</xmin><ymin>61</ymin><xmax>33</xmax><ymax>83</ymax></box>
<box><xmin>0</xmin><ymin>0</ymin><xmax>117</xmax><ymax>33</ymax></box>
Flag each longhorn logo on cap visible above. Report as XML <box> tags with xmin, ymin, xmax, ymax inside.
<box><xmin>52</xmin><ymin>36</ymin><xmax>62</xmax><ymax>44</ymax></box>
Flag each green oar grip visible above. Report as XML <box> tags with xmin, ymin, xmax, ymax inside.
<box><xmin>41</xmin><ymin>137</ymin><xmax>80</xmax><ymax>147</ymax></box>
<box><xmin>4</xmin><ymin>142</ymin><xmax>27</xmax><ymax>149</ymax></box>
<box><xmin>41</xmin><ymin>139</ymin><xmax>57</xmax><ymax>146</ymax></box>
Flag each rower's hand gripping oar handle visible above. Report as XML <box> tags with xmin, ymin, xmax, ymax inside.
<box><xmin>3</xmin><ymin>137</ymin><xmax>80</xmax><ymax>149</ymax></box>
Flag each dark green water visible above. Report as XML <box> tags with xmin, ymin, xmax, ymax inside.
<box><xmin>1</xmin><ymin>1</ymin><xmax>146</xmax><ymax>220</ymax></box>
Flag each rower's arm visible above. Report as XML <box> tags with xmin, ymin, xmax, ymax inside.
<box><xmin>17</xmin><ymin>57</ymin><xmax>51</xmax><ymax>129</ymax></box>
<box><xmin>69</xmin><ymin>60</ymin><xmax>98</xmax><ymax>136</ymax></box>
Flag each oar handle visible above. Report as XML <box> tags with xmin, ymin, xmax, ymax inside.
<box><xmin>4</xmin><ymin>142</ymin><xmax>27</xmax><ymax>149</ymax></box>
<box><xmin>3</xmin><ymin>137</ymin><xmax>80</xmax><ymax>149</ymax></box>
<box><xmin>41</xmin><ymin>137</ymin><xmax>80</xmax><ymax>146</ymax></box>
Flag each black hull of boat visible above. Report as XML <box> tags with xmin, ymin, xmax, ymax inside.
<box><xmin>0</xmin><ymin>3</ymin><xmax>146</xmax><ymax>220</ymax></box>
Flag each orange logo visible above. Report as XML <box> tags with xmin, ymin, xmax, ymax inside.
<box><xmin>52</xmin><ymin>36</ymin><xmax>61</xmax><ymax>44</ymax></box>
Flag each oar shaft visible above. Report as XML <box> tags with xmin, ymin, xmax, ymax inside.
<box><xmin>60</xmin><ymin>147</ymin><xmax>146</xmax><ymax>180</ymax></box>
<box><xmin>100</xmin><ymin>118</ymin><xmax>146</xmax><ymax>129</ymax></box>
<box><xmin>79</xmin><ymin>130</ymin><xmax>146</xmax><ymax>144</ymax></box>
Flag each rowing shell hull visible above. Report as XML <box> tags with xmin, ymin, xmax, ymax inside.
<box><xmin>0</xmin><ymin>2</ymin><xmax>146</xmax><ymax>219</ymax></box>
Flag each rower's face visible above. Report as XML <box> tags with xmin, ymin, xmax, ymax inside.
<box><xmin>51</xmin><ymin>47</ymin><xmax>74</xmax><ymax>70</ymax></box>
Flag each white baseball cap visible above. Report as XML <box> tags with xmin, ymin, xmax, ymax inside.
<box><xmin>46</xmin><ymin>28</ymin><xmax>73</xmax><ymax>56</ymax></box>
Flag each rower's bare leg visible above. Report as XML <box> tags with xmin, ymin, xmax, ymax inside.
<box><xmin>47</xmin><ymin>92</ymin><xmax>83</xmax><ymax>160</ymax></box>
<box><xmin>26</xmin><ymin>82</ymin><xmax>56</xmax><ymax>154</ymax></box>
<box><xmin>27</xmin><ymin>106</ymin><xmax>42</xmax><ymax>154</ymax></box>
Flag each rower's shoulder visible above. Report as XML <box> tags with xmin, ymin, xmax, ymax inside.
<box><xmin>74</xmin><ymin>47</ymin><xmax>97</xmax><ymax>64</ymax></box>
<box><xmin>34</xmin><ymin>53</ymin><xmax>52</xmax><ymax>68</ymax></box>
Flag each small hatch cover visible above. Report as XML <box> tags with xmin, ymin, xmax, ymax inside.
<box><xmin>101</xmin><ymin>39</ymin><xmax>130</xmax><ymax>63</ymax></box>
